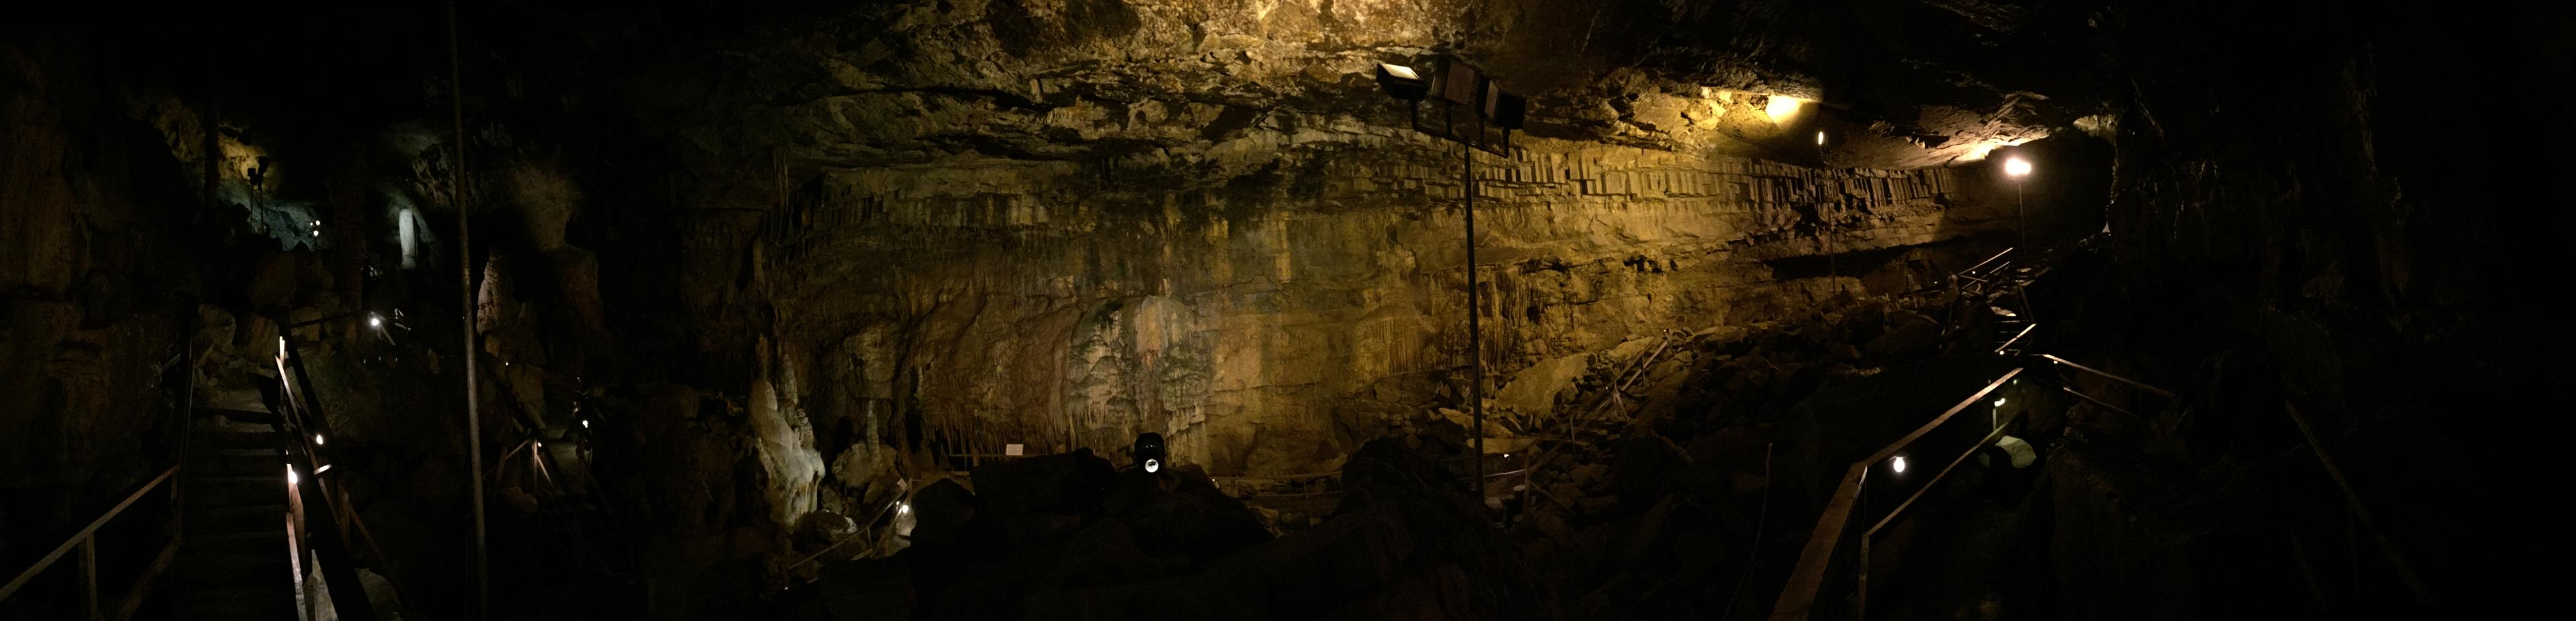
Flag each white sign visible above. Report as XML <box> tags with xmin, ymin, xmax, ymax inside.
<box><xmin>1004</xmin><ymin>443</ymin><xmax>1024</xmax><ymax>456</ymax></box>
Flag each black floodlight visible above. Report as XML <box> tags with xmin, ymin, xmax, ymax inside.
<box><xmin>1132</xmin><ymin>432</ymin><xmax>1167</xmax><ymax>473</ymax></box>
<box><xmin>1436</xmin><ymin>61</ymin><xmax>1483</xmax><ymax>106</ymax></box>
<box><xmin>1377</xmin><ymin>62</ymin><xmax>1428</xmax><ymax>101</ymax></box>
<box><xmin>1486</xmin><ymin>91</ymin><xmax>1527</xmax><ymax>129</ymax></box>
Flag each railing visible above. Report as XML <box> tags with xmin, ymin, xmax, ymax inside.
<box><xmin>1770</xmin><ymin>368</ymin><xmax>2022</xmax><ymax>621</ymax></box>
<box><xmin>276</xmin><ymin>337</ymin><xmax>404</xmax><ymax>620</ymax></box>
<box><xmin>0</xmin><ymin>465</ymin><xmax>185</xmax><ymax>621</ymax></box>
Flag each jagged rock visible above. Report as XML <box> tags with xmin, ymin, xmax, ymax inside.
<box><xmin>971</xmin><ymin>449</ymin><xmax>1116</xmax><ymax>516</ymax></box>
<box><xmin>1612</xmin><ymin>434</ymin><xmax>1690</xmax><ymax>505</ymax></box>
<box><xmin>907</xmin><ymin>478</ymin><xmax>979</xmax><ymax>549</ymax></box>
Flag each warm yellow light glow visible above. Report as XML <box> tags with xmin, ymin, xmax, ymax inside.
<box><xmin>1891</xmin><ymin>456</ymin><xmax>1909</xmax><ymax>473</ymax></box>
<box><xmin>2005</xmin><ymin>157</ymin><xmax>2033</xmax><ymax>178</ymax></box>
<box><xmin>1765</xmin><ymin>96</ymin><xmax>1803</xmax><ymax>123</ymax></box>
<box><xmin>1815</xmin><ymin>131</ymin><xmax>1826</xmax><ymax>146</ymax></box>
<box><xmin>314</xmin><ymin>434</ymin><xmax>325</xmax><ymax>445</ymax></box>
<box><xmin>286</xmin><ymin>465</ymin><xmax>299</xmax><ymax>486</ymax></box>
<box><xmin>1379</xmin><ymin>63</ymin><xmax>1418</xmax><ymax>81</ymax></box>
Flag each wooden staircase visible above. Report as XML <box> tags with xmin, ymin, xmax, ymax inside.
<box><xmin>171</xmin><ymin>408</ymin><xmax>298</xmax><ymax>619</ymax></box>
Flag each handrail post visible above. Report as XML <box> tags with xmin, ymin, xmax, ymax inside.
<box><xmin>80</xmin><ymin>537</ymin><xmax>98</xmax><ymax>621</ymax></box>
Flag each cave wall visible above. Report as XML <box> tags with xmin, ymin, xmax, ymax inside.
<box><xmin>0</xmin><ymin>27</ymin><xmax>201</xmax><ymax>555</ymax></box>
<box><xmin>625</xmin><ymin>0</ymin><xmax>2036</xmax><ymax>487</ymax></box>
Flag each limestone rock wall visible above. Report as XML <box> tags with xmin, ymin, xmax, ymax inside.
<box><xmin>614</xmin><ymin>1</ymin><xmax>2033</xmax><ymax>479</ymax></box>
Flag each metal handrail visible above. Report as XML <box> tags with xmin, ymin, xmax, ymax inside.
<box><xmin>1994</xmin><ymin>323</ymin><xmax>2038</xmax><ymax>355</ymax></box>
<box><xmin>1770</xmin><ymin>368</ymin><xmax>2021</xmax><ymax>621</ymax></box>
<box><xmin>0</xmin><ymin>465</ymin><xmax>184</xmax><ymax>620</ymax></box>
<box><xmin>2037</xmin><ymin>354</ymin><xmax>2174</xmax><ymax>398</ymax></box>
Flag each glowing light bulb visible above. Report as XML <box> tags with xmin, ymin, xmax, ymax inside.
<box><xmin>277</xmin><ymin>337</ymin><xmax>286</xmax><ymax>358</ymax></box>
<box><xmin>286</xmin><ymin>465</ymin><xmax>299</xmax><ymax>486</ymax></box>
<box><xmin>314</xmin><ymin>434</ymin><xmax>325</xmax><ymax>445</ymax></box>
<box><xmin>1144</xmin><ymin>458</ymin><xmax>1161</xmax><ymax>473</ymax></box>
<box><xmin>1891</xmin><ymin>456</ymin><xmax>1908</xmax><ymax>473</ymax></box>
<box><xmin>2004</xmin><ymin>157</ymin><xmax>2033</xmax><ymax>178</ymax></box>
<box><xmin>1765</xmin><ymin>95</ymin><xmax>1803</xmax><ymax>123</ymax></box>
<box><xmin>368</xmin><ymin>315</ymin><xmax>383</xmax><ymax>328</ymax></box>
<box><xmin>581</xmin><ymin>420</ymin><xmax>590</xmax><ymax>429</ymax></box>
<box><xmin>1815</xmin><ymin>131</ymin><xmax>1826</xmax><ymax>146</ymax></box>
<box><xmin>898</xmin><ymin>503</ymin><xmax>911</xmax><ymax>515</ymax></box>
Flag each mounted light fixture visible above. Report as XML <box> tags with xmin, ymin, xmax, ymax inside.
<box><xmin>2005</xmin><ymin>156</ymin><xmax>2034</xmax><ymax>178</ymax></box>
<box><xmin>1435</xmin><ymin>60</ymin><xmax>1483</xmax><ymax>105</ymax></box>
<box><xmin>1133</xmin><ymin>432</ymin><xmax>1167</xmax><ymax>474</ymax></box>
<box><xmin>1369</xmin><ymin>56</ymin><xmax>1526</xmax><ymax>499</ymax></box>
<box><xmin>1766</xmin><ymin>95</ymin><xmax>1803</xmax><ymax>123</ymax></box>
<box><xmin>1816</xmin><ymin>131</ymin><xmax>1826</xmax><ymax>146</ymax></box>
<box><xmin>1376</xmin><ymin>63</ymin><xmax>1428</xmax><ymax>101</ymax></box>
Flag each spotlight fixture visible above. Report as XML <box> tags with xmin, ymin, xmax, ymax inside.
<box><xmin>1369</xmin><ymin>55</ymin><xmax>1527</xmax><ymax>498</ymax></box>
<box><xmin>1766</xmin><ymin>95</ymin><xmax>1802</xmax><ymax>123</ymax></box>
<box><xmin>1133</xmin><ymin>432</ymin><xmax>1167</xmax><ymax>474</ymax></box>
<box><xmin>1484</xmin><ymin>90</ymin><xmax>1527</xmax><ymax>129</ymax></box>
<box><xmin>1435</xmin><ymin>60</ymin><xmax>1483</xmax><ymax>106</ymax></box>
<box><xmin>1375</xmin><ymin>63</ymin><xmax>1428</xmax><ymax>101</ymax></box>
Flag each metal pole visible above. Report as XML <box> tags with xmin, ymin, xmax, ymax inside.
<box><xmin>447</xmin><ymin>4</ymin><xmax>489</xmax><ymax>618</ymax></box>
<box><xmin>1464</xmin><ymin>125</ymin><xmax>1485</xmax><ymax>500</ymax></box>
<box><xmin>2016</xmin><ymin>180</ymin><xmax>2025</xmax><ymax>245</ymax></box>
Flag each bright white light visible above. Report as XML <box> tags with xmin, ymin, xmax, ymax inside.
<box><xmin>897</xmin><ymin>503</ymin><xmax>911</xmax><ymax>515</ymax></box>
<box><xmin>1144</xmin><ymin>458</ymin><xmax>1161</xmax><ymax>473</ymax></box>
<box><xmin>277</xmin><ymin>337</ymin><xmax>286</xmax><ymax>359</ymax></box>
<box><xmin>286</xmin><ymin>465</ymin><xmax>299</xmax><ymax>486</ymax></box>
<box><xmin>315</xmin><ymin>464</ymin><xmax>333</xmax><ymax>474</ymax></box>
<box><xmin>1765</xmin><ymin>95</ymin><xmax>1803</xmax><ymax>123</ymax></box>
<box><xmin>1379</xmin><ymin>63</ymin><xmax>1419</xmax><ymax>81</ymax></box>
<box><xmin>314</xmin><ymin>434</ymin><xmax>325</xmax><ymax>445</ymax></box>
<box><xmin>1995</xmin><ymin>398</ymin><xmax>2007</xmax><ymax>406</ymax></box>
<box><xmin>2004</xmin><ymin>157</ymin><xmax>2033</xmax><ymax>178</ymax></box>
<box><xmin>1815</xmin><ymin>131</ymin><xmax>1826</xmax><ymax>146</ymax></box>
<box><xmin>1890</xmin><ymin>456</ymin><xmax>1908</xmax><ymax>473</ymax></box>
<box><xmin>368</xmin><ymin>315</ymin><xmax>383</xmax><ymax>328</ymax></box>
<box><xmin>581</xmin><ymin>420</ymin><xmax>590</xmax><ymax>429</ymax></box>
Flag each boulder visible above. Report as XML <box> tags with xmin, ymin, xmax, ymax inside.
<box><xmin>1612</xmin><ymin>434</ymin><xmax>1690</xmax><ymax>506</ymax></box>
<box><xmin>907</xmin><ymin>478</ymin><xmax>979</xmax><ymax>549</ymax></box>
<box><xmin>971</xmin><ymin>449</ymin><xmax>1116</xmax><ymax>517</ymax></box>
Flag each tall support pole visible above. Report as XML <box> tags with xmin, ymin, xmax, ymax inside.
<box><xmin>447</xmin><ymin>4</ymin><xmax>489</xmax><ymax>618</ymax></box>
<box><xmin>1464</xmin><ymin>135</ymin><xmax>1485</xmax><ymax>499</ymax></box>
<box><xmin>2015</xmin><ymin>180</ymin><xmax>2025</xmax><ymax>245</ymax></box>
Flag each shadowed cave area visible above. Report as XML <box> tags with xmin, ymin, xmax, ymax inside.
<box><xmin>3</xmin><ymin>1</ymin><xmax>2571</xmax><ymax>620</ymax></box>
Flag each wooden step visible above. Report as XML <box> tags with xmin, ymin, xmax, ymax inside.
<box><xmin>197</xmin><ymin>431</ymin><xmax>288</xmax><ymax>450</ymax></box>
<box><xmin>172</xmin><ymin>584</ymin><xmax>294</xmax><ymax>618</ymax></box>
<box><xmin>185</xmin><ymin>503</ymin><xmax>288</xmax><ymax>533</ymax></box>
<box><xmin>186</xmin><ymin>530</ymin><xmax>289</xmax><ymax>557</ymax></box>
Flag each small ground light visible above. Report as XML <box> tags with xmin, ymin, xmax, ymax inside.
<box><xmin>580</xmin><ymin>420</ymin><xmax>590</xmax><ymax>429</ymax></box>
<box><xmin>1815</xmin><ymin>131</ymin><xmax>1825</xmax><ymax>146</ymax></box>
<box><xmin>1891</xmin><ymin>456</ymin><xmax>1909</xmax><ymax>473</ymax></box>
<box><xmin>314</xmin><ymin>434</ymin><xmax>325</xmax><ymax>445</ymax></box>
